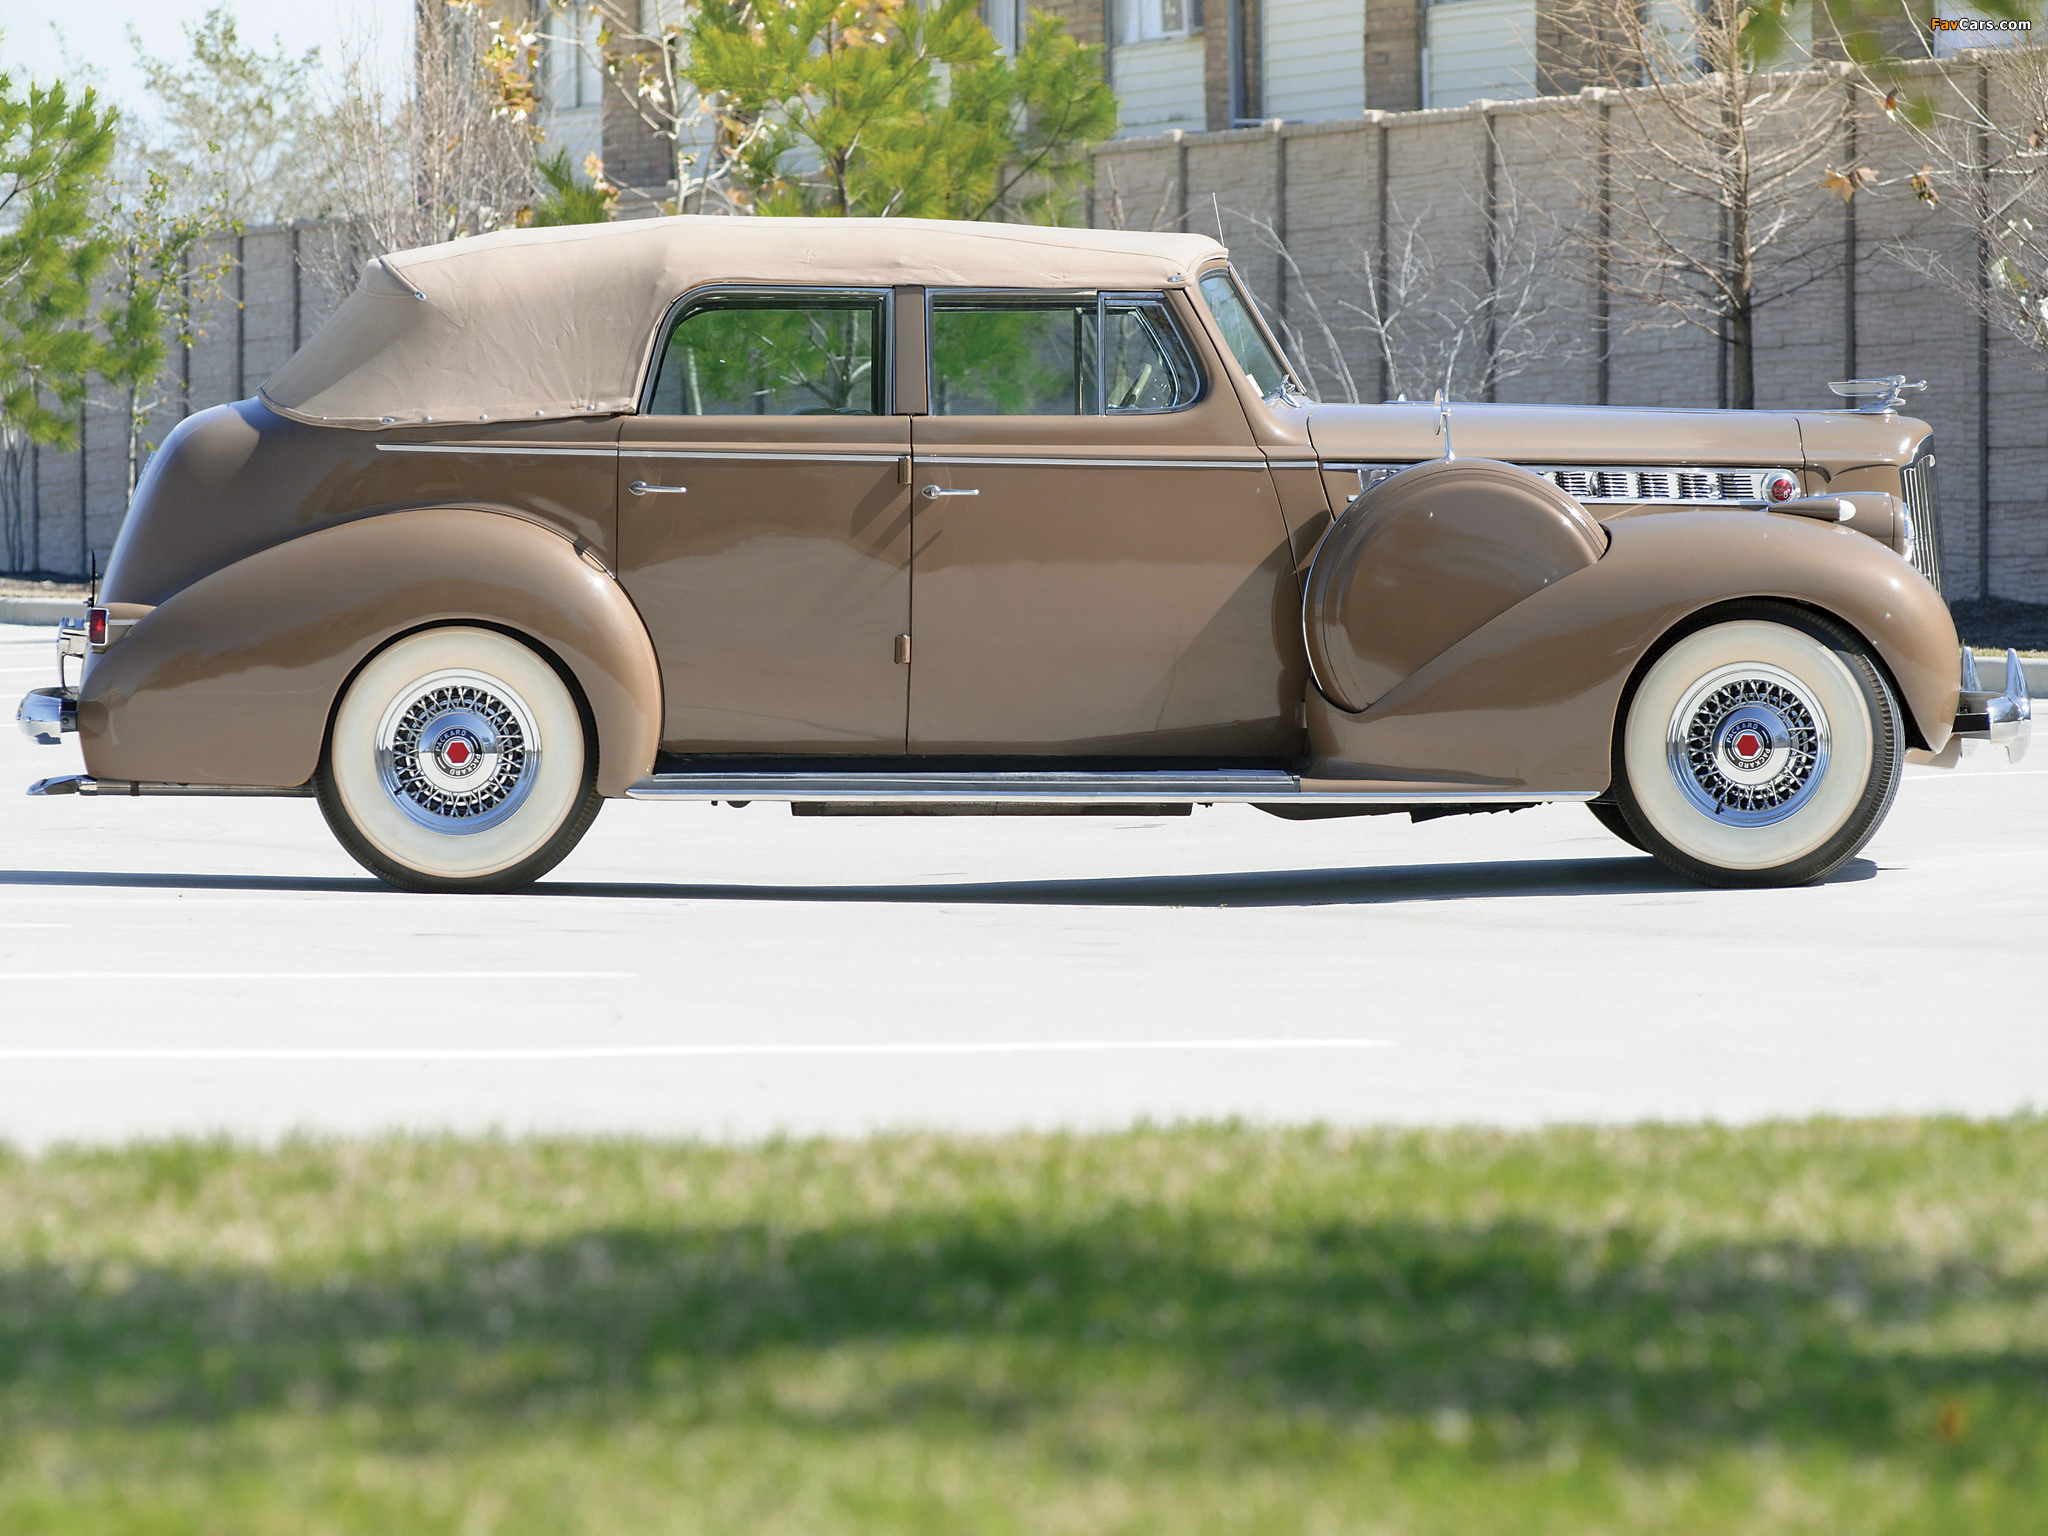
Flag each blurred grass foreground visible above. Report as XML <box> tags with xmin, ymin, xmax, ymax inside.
<box><xmin>3</xmin><ymin>1121</ymin><xmax>2046</xmax><ymax>1535</ymax></box>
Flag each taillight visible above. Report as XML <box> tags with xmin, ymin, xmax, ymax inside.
<box><xmin>1764</xmin><ymin>472</ymin><xmax>1799</xmax><ymax>503</ymax></box>
<box><xmin>86</xmin><ymin>607</ymin><xmax>108</xmax><ymax>648</ymax></box>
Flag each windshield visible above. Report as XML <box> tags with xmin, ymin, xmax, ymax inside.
<box><xmin>1198</xmin><ymin>271</ymin><xmax>1292</xmax><ymax>400</ymax></box>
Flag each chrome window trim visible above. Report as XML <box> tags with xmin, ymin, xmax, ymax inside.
<box><xmin>635</xmin><ymin>284</ymin><xmax>897</xmax><ymax>418</ymax></box>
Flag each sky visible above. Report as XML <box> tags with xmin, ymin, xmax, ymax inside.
<box><xmin>0</xmin><ymin>0</ymin><xmax>414</xmax><ymax>127</ymax></box>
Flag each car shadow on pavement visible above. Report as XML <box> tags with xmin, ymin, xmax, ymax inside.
<box><xmin>0</xmin><ymin>856</ymin><xmax>1877</xmax><ymax>908</ymax></box>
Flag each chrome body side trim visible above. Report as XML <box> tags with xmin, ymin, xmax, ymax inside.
<box><xmin>27</xmin><ymin>774</ymin><xmax>315</xmax><ymax>798</ymax></box>
<box><xmin>623</xmin><ymin>769</ymin><xmax>1596</xmax><ymax>806</ymax></box>
<box><xmin>624</xmin><ymin>449</ymin><xmax>903</xmax><ymax>463</ymax></box>
<box><xmin>376</xmin><ymin>443</ymin><xmax>619</xmax><ymax>456</ymax></box>
<box><xmin>16</xmin><ymin>686</ymin><xmax>77</xmax><ymax>745</ymax></box>
<box><xmin>915</xmin><ymin>455</ymin><xmax>1269</xmax><ymax>471</ymax></box>
<box><xmin>1953</xmin><ymin>648</ymin><xmax>2032</xmax><ymax>763</ymax></box>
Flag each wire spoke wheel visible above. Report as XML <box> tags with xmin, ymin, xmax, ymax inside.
<box><xmin>1613</xmin><ymin>606</ymin><xmax>1902</xmax><ymax>887</ymax></box>
<box><xmin>317</xmin><ymin>628</ymin><xmax>602</xmax><ymax>892</ymax></box>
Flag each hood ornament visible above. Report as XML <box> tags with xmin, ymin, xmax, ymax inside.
<box><xmin>1828</xmin><ymin>376</ymin><xmax>1926</xmax><ymax>414</ymax></box>
<box><xmin>1434</xmin><ymin>390</ymin><xmax>1456</xmax><ymax>460</ymax></box>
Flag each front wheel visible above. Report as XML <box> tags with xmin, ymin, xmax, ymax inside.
<box><xmin>1612</xmin><ymin>607</ymin><xmax>1902</xmax><ymax>888</ymax></box>
<box><xmin>316</xmin><ymin>626</ymin><xmax>602</xmax><ymax>892</ymax></box>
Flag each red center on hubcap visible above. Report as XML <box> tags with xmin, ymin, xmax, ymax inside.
<box><xmin>1735</xmin><ymin>731</ymin><xmax>1762</xmax><ymax>758</ymax></box>
<box><xmin>445</xmin><ymin>739</ymin><xmax>471</xmax><ymax>765</ymax></box>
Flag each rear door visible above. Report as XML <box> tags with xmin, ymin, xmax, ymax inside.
<box><xmin>618</xmin><ymin>288</ymin><xmax>913</xmax><ymax>753</ymax></box>
<box><xmin>907</xmin><ymin>288</ymin><xmax>1298</xmax><ymax>757</ymax></box>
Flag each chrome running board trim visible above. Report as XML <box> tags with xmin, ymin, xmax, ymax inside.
<box><xmin>27</xmin><ymin>775</ymin><xmax>314</xmax><ymax>798</ymax></box>
<box><xmin>623</xmin><ymin>769</ymin><xmax>1598</xmax><ymax>806</ymax></box>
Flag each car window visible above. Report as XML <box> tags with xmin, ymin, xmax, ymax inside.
<box><xmin>647</xmin><ymin>295</ymin><xmax>883</xmax><ymax>415</ymax></box>
<box><xmin>930</xmin><ymin>298</ymin><xmax>1096</xmax><ymax>415</ymax></box>
<box><xmin>1103</xmin><ymin>298</ymin><xmax>1202</xmax><ymax>412</ymax></box>
<box><xmin>1197</xmin><ymin>271</ymin><xmax>1289</xmax><ymax>400</ymax></box>
<box><xmin>929</xmin><ymin>294</ymin><xmax>1201</xmax><ymax>415</ymax></box>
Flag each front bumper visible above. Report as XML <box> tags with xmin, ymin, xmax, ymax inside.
<box><xmin>1952</xmin><ymin>648</ymin><xmax>2032</xmax><ymax>763</ymax></box>
<box><xmin>16</xmin><ymin>686</ymin><xmax>77</xmax><ymax>746</ymax></box>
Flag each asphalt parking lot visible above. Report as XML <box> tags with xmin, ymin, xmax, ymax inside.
<box><xmin>3</xmin><ymin>620</ymin><xmax>2043</xmax><ymax>1147</ymax></box>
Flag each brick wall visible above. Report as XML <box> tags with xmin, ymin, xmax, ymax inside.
<box><xmin>1094</xmin><ymin>60</ymin><xmax>2048</xmax><ymax>603</ymax></box>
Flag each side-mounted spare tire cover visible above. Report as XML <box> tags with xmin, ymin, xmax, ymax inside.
<box><xmin>1303</xmin><ymin>458</ymin><xmax>1608</xmax><ymax>712</ymax></box>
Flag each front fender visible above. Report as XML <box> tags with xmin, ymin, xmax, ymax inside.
<box><xmin>1308</xmin><ymin>509</ymin><xmax>1960</xmax><ymax>789</ymax></box>
<box><xmin>78</xmin><ymin>507</ymin><xmax>662</xmax><ymax>795</ymax></box>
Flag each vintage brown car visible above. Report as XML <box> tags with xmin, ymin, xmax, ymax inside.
<box><xmin>16</xmin><ymin>217</ymin><xmax>2032</xmax><ymax>891</ymax></box>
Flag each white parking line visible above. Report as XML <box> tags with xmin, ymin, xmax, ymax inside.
<box><xmin>0</xmin><ymin>1038</ymin><xmax>1393</xmax><ymax>1062</ymax></box>
<box><xmin>4</xmin><ymin>970</ymin><xmax>635</xmax><ymax>981</ymax></box>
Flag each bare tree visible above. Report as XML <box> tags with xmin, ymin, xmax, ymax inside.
<box><xmin>1553</xmin><ymin>0</ymin><xmax>1852</xmax><ymax>408</ymax></box>
<box><xmin>302</xmin><ymin>1</ymin><xmax>540</xmax><ymax>298</ymax></box>
<box><xmin>1222</xmin><ymin>189</ymin><xmax>1581</xmax><ymax>405</ymax></box>
<box><xmin>1870</xmin><ymin>47</ymin><xmax>2048</xmax><ymax>364</ymax></box>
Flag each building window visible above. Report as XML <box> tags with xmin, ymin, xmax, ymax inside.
<box><xmin>547</xmin><ymin>1</ymin><xmax>605</xmax><ymax>112</ymax></box>
<box><xmin>983</xmin><ymin>0</ymin><xmax>1023</xmax><ymax>54</ymax></box>
<box><xmin>1118</xmin><ymin>0</ymin><xmax>1200</xmax><ymax>46</ymax></box>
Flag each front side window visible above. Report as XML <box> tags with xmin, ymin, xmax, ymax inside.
<box><xmin>647</xmin><ymin>294</ymin><xmax>883</xmax><ymax>416</ymax></box>
<box><xmin>1198</xmin><ymin>271</ymin><xmax>1290</xmax><ymax>400</ymax></box>
<box><xmin>930</xmin><ymin>293</ymin><xmax>1201</xmax><ymax>415</ymax></box>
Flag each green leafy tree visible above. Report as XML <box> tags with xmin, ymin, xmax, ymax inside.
<box><xmin>583</xmin><ymin>0</ymin><xmax>1114</xmax><ymax>221</ymax></box>
<box><xmin>94</xmin><ymin>170</ymin><xmax>236</xmax><ymax>497</ymax></box>
<box><xmin>526</xmin><ymin>148</ymin><xmax>617</xmax><ymax>226</ymax></box>
<box><xmin>130</xmin><ymin>5</ymin><xmax>328</xmax><ymax>225</ymax></box>
<box><xmin>687</xmin><ymin>0</ymin><xmax>1115</xmax><ymax>220</ymax></box>
<box><xmin>1</xmin><ymin>67</ymin><xmax>115</xmax><ymax>571</ymax></box>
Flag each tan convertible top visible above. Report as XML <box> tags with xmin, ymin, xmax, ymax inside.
<box><xmin>258</xmin><ymin>216</ymin><xmax>1229</xmax><ymax>429</ymax></box>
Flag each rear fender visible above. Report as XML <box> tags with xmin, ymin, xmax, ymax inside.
<box><xmin>78</xmin><ymin>507</ymin><xmax>662</xmax><ymax>795</ymax></box>
<box><xmin>1308</xmin><ymin>509</ymin><xmax>1960</xmax><ymax>789</ymax></box>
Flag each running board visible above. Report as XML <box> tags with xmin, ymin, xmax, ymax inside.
<box><xmin>28</xmin><ymin>774</ymin><xmax>314</xmax><ymax>798</ymax></box>
<box><xmin>623</xmin><ymin>769</ymin><xmax>1597</xmax><ymax>806</ymax></box>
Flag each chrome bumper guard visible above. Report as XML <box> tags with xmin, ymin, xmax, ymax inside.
<box><xmin>1954</xmin><ymin>648</ymin><xmax>2032</xmax><ymax>763</ymax></box>
<box><xmin>16</xmin><ymin>686</ymin><xmax>77</xmax><ymax>745</ymax></box>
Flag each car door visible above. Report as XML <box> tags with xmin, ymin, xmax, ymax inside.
<box><xmin>908</xmin><ymin>288</ymin><xmax>1298</xmax><ymax>756</ymax></box>
<box><xmin>618</xmin><ymin>287</ymin><xmax>914</xmax><ymax>753</ymax></box>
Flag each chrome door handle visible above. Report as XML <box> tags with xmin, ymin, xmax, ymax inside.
<box><xmin>919</xmin><ymin>485</ymin><xmax>979</xmax><ymax>499</ymax></box>
<box><xmin>628</xmin><ymin>481</ymin><xmax>689</xmax><ymax>496</ymax></box>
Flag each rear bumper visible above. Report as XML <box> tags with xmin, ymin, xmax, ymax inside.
<box><xmin>1952</xmin><ymin>648</ymin><xmax>2032</xmax><ymax>763</ymax></box>
<box><xmin>16</xmin><ymin>686</ymin><xmax>77</xmax><ymax>746</ymax></box>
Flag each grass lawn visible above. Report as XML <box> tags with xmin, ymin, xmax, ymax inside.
<box><xmin>2</xmin><ymin>1120</ymin><xmax>2045</xmax><ymax>1535</ymax></box>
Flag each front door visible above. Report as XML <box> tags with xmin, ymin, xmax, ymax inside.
<box><xmin>908</xmin><ymin>289</ymin><xmax>1298</xmax><ymax>757</ymax></box>
<box><xmin>619</xmin><ymin>288</ymin><xmax>912</xmax><ymax>753</ymax></box>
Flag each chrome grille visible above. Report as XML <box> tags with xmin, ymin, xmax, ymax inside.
<box><xmin>1332</xmin><ymin>462</ymin><xmax>1797</xmax><ymax>506</ymax></box>
<box><xmin>1899</xmin><ymin>444</ymin><xmax>1943</xmax><ymax>593</ymax></box>
<box><xmin>1535</xmin><ymin>465</ymin><xmax>1793</xmax><ymax>505</ymax></box>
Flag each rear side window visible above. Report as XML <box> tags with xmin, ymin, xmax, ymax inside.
<box><xmin>929</xmin><ymin>293</ymin><xmax>1202</xmax><ymax>416</ymax></box>
<box><xmin>648</xmin><ymin>294</ymin><xmax>884</xmax><ymax>415</ymax></box>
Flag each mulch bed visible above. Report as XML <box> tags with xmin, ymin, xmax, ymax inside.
<box><xmin>1949</xmin><ymin>596</ymin><xmax>2048</xmax><ymax>653</ymax></box>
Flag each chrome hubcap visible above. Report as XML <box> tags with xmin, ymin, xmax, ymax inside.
<box><xmin>1666</xmin><ymin>663</ymin><xmax>1829</xmax><ymax>826</ymax></box>
<box><xmin>374</xmin><ymin>670</ymin><xmax>539</xmax><ymax>834</ymax></box>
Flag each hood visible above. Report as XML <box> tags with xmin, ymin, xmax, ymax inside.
<box><xmin>1303</xmin><ymin>401</ymin><xmax>1817</xmax><ymax>466</ymax></box>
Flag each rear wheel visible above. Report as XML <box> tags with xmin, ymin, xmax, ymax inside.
<box><xmin>1612</xmin><ymin>606</ymin><xmax>1901</xmax><ymax>888</ymax></box>
<box><xmin>316</xmin><ymin>626</ymin><xmax>602</xmax><ymax>892</ymax></box>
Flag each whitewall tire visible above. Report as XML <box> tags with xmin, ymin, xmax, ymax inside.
<box><xmin>1614</xmin><ymin>606</ymin><xmax>1902</xmax><ymax>888</ymax></box>
<box><xmin>316</xmin><ymin>626</ymin><xmax>602</xmax><ymax>892</ymax></box>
